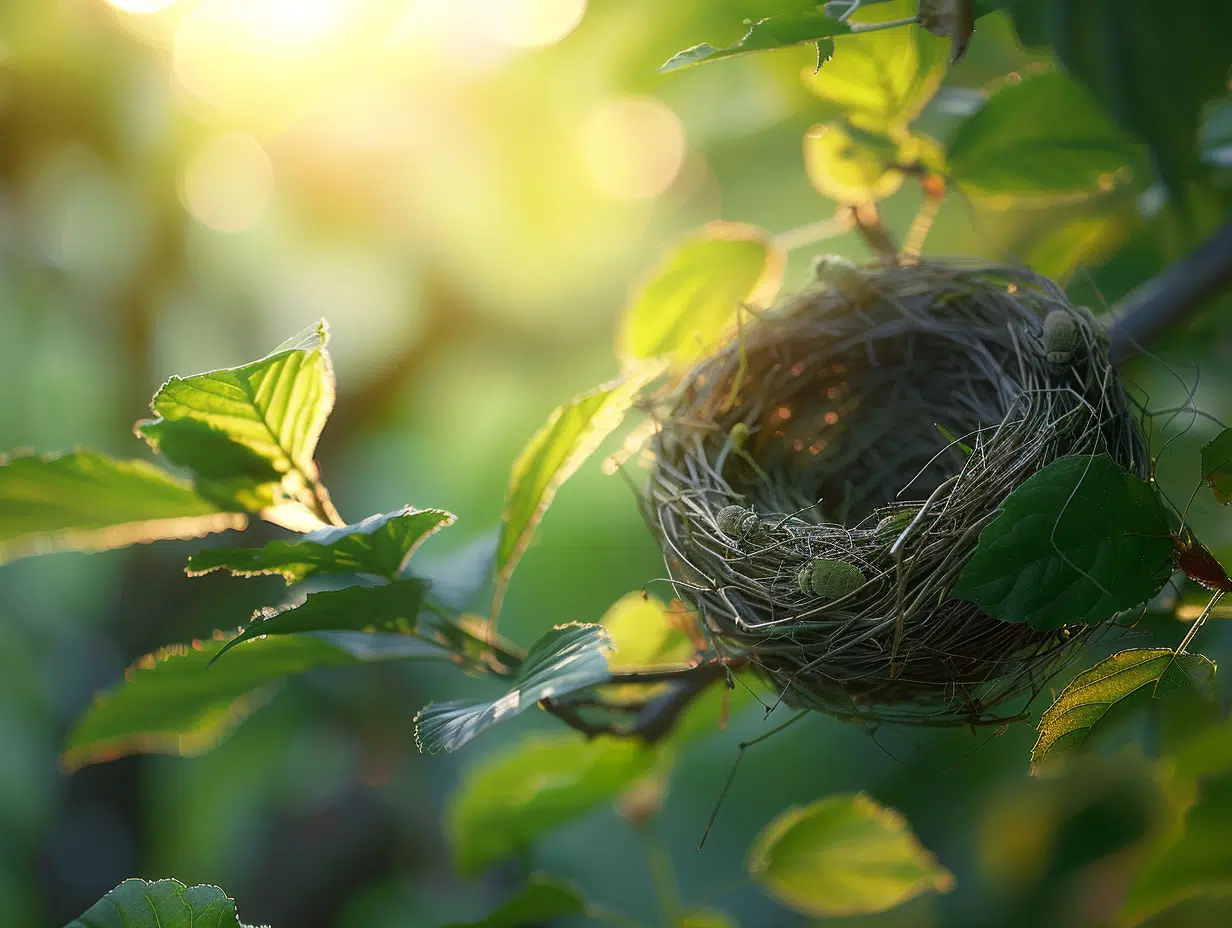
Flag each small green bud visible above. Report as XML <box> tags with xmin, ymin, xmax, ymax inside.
<box><xmin>796</xmin><ymin>564</ymin><xmax>813</xmax><ymax>595</ymax></box>
<box><xmin>716</xmin><ymin>505</ymin><xmax>751</xmax><ymax>537</ymax></box>
<box><xmin>1043</xmin><ymin>310</ymin><xmax>1080</xmax><ymax>356</ymax></box>
<box><xmin>812</xmin><ymin>254</ymin><xmax>865</xmax><ymax>297</ymax></box>
<box><xmin>730</xmin><ymin>422</ymin><xmax>751</xmax><ymax>450</ymax></box>
<box><xmin>802</xmin><ymin>558</ymin><xmax>866</xmax><ymax>599</ymax></box>
<box><xmin>875</xmin><ymin>508</ymin><xmax>919</xmax><ymax>539</ymax></box>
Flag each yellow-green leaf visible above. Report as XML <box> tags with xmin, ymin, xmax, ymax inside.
<box><xmin>659</xmin><ymin>10</ymin><xmax>852</xmax><ymax>72</ymax></box>
<box><xmin>804</xmin><ymin>122</ymin><xmax>906</xmax><ymax>204</ymax></box>
<box><xmin>802</xmin><ymin>0</ymin><xmax>949</xmax><ymax>133</ymax></box>
<box><xmin>447</xmin><ymin>733</ymin><xmax>658</xmax><ymax>874</ymax></box>
<box><xmin>135</xmin><ymin>320</ymin><xmax>336</xmax><ymax>518</ymax></box>
<box><xmin>494</xmin><ymin>366</ymin><xmax>661</xmax><ymax>610</ymax></box>
<box><xmin>1031</xmin><ymin>648</ymin><xmax>1218</xmax><ymax>775</ymax></box>
<box><xmin>618</xmin><ymin>223</ymin><xmax>784</xmax><ymax>365</ymax></box>
<box><xmin>748</xmin><ymin>792</ymin><xmax>954</xmax><ymax>917</ymax></box>
<box><xmin>0</xmin><ymin>449</ymin><xmax>245</xmax><ymax>566</ymax></box>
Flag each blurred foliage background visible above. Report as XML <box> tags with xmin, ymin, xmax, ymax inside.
<box><xmin>1</xmin><ymin>1</ymin><xmax>1231</xmax><ymax>926</ymax></box>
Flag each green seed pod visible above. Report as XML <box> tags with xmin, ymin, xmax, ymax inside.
<box><xmin>804</xmin><ymin>558</ymin><xmax>866</xmax><ymax>599</ymax></box>
<box><xmin>812</xmin><ymin>254</ymin><xmax>865</xmax><ymax>297</ymax></box>
<box><xmin>875</xmin><ymin>507</ymin><xmax>919</xmax><ymax>539</ymax></box>
<box><xmin>716</xmin><ymin>505</ymin><xmax>748</xmax><ymax>536</ymax></box>
<box><xmin>730</xmin><ymin>422</ymin><xmax>751</xmax><ymax>450</ymax></box>
<box><xmin>1043</xmin><ymin>310</ymin><xmax>1080</xmax><ymax>355</ymax></box>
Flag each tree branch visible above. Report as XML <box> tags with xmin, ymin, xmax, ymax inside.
<box><xmin>1107</xmin><ymin>219</ymin><xmax>1232</xmax><ymax>365</ymax></box>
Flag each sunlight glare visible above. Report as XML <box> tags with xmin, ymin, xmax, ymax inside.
<box><xmin>103</xmin><ymin>0</ymin><xmax>179</xmax><ymax>13</ymax></box>
<box><xmin>181</xmin><ymin>132</ymin><xmax>274</xmax><ymax>233</ymax></box>
<box><xmin>478</xmin><ymin>0</ymin><xmax>588</xmax><ymax>49</ymax></box>
<box><xmin>580</xmin><ymin>97</ymin><xmax>685</xmax><ymax>200</ymax></box>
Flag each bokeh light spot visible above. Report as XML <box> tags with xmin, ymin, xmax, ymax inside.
<box><xmin>181</xmin><ymin>132</ymin><xmax>274</xmax><ymax>232</ymax></box>
<box><xmin>580</xmin><ymin>97</ymin><xmax>685</xmax><ymax>201</ymax></box>
<box><xmin>478</xmin><ymin>0</ymin><xmax>588</xmax><ymax>49</ymax></box>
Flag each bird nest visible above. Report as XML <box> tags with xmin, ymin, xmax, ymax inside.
<box><xmin>643</xmin><ymin>259</ymin><xmax>1148</xmax><ymax>727</ymax></box>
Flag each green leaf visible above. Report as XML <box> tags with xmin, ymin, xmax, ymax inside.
<box><xmin>659</xmin><ymin>10</ymin><xmax>852</xmax><ymax>72</ymax></box>
<box><xmin>135</xmin><ymin>320</ymin><xmax>336</xmax><ymax>518</ymax></box>
<box><xmin>1121</xmin><ymin>771</ymin><xmax>1232</xmax><ymax>926</ymax></box>
<box><xmin>803</xmin><ymin>122</ymin><xmax>906</xmax><ymax>204</ymax></box>
<box><xmin>447</xmin><ymin>733</ymin><xmax>658</xmax><ymax>874</ymax></box>
<box><xmin>802</xmin><ymin>0</ymin><xmax>949</xmax><ymax>132</ymax></box>
<box><xmin>1001</xmin><ymin>0</ymin><xmax>1232</xmax><ymax>204</ymax></box>
<box><xmin>748</xmin><ymin>792</ymin><xmax>955</xmax><ymax>917</ymax></box>
<box><xmin>1023</xmin><ymin>208</ymin><xmax>1136</xmax><ymax>282</ymax></box>
<box><xmin>953</xmin><ymin>455</ymin><xmax>1175</xmax><ymax>629</ymax></box>
<box><xmin>618</xmin><ymin>222</ymin><xmax>784</xmax><ymax>365</ymax></box>
<box><xmin>444</xmin><ymin>875</ymin><xmax>588</xmax><ymax>928</ymax></box>
<box><xmin>1031</xmin><ymin>648</ymin><xmax>1217</xmax><ymax>774</ymax></box>
<box><xmin>416</xmin><ymin>624</ymin><xmax>613</xmax><ymax>754</ymax></box>
<box><xmin>1201</xmin><ymin>428</ymin><xmax>1232</xmax><ymax>504</ymax></box>
<box><xmin>62</xmin><ymin>629</ymin><xmax>449</xmax><ymax>770</ymax></box>
<box><xmin>602</xmin><ymin>592</ymin><xmax>694</xmax><ymax>669</ymax></box>
<box><xmin>65</xmin><ymin>878</ymin><xmax>247</xmax><ymax>928</ymax></box>
<box><xmin>678</xmin><ymin>912</ymin><xmax>739</xmax><ymax>928</ymax></box>
<box><xmin>0</xmin><ymin>449</ymin><xmax>245</xmax><ymax>566</ymax></box>
<box><xmin>187</xmin><ymin>506</ymin><xmax>455</xmax><ymax>583</ymax></box>
<box><xmin>211</xmin><ymin>579</ymin><xmax>428</xmax><ymax>665</ymax></box>
<box><xmin>494</xmin><ymin>366</ymin><xmax>661</xmax><ymax>610</ymax></box>
<box><xmin>947</xmin><ymin>71</ymin><xmax>1144</xmax><ymax>206</ymax></box>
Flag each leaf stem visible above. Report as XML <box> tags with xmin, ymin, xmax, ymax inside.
<box><xmin>772</xmin><ymin>213</ymin><xmax>854</xmax><ymax>252</ymax></box>
<box><xmin>851</xmin><ymin>15</ymin><xmax>921</xmax><ymax>33</ymax></box>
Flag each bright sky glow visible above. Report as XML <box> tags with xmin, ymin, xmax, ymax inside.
<box><xmin>580</xmin><ymin>97</ymin><xmax>686</xmax><ymax>200</ymax></box>
<box><xmin>181</xmin><ymin>132</ymin><xmax>274</xmax><ymax>232</ymax></box>
<box><xmin>103</xmin><ymin>0</ymin><xmax>179</xmax><ymax>13</ymax></box>
<box><xmin>477</xmin><ymin>0</ymin><xmax>588</xmax><ymax>49</ymax></box>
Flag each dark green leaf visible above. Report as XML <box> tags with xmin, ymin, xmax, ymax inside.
<box><xmin>494</xmin><ymin>367</ymin><xmax>660</xmax><ymax>609</ymax></box>
<box><xmin>447</xmin><ymin>733</ymin><xmax>657</xmax><ymax>874</ymax></box>
<box><xmin>953</xmin><ymin>455</ymin><xmax>1174</xmax><ymax>629</ymax></box>
<box><xmin>748</xmin><ymin>792</ymin><xmax>955</xmax><ymax>917</ymax></box>
<box><xmin>659</xmin><ymin>10</ymin><xmax>851</xmax><ymax>72</ymax></box>
<box><xmin>62</xmin><ymin>629</ymin><xmax>449</xmax><ymax>770</ymax></box>
<box><xmin>188</xmin><ymin>506</ymin><xmax>455</xmax><ymax>582</ymax></box>
<box><xmin>1121</xmin><ymin>772</ymin><xmax>1232</xmax><ymax>926</ymax></box>
<box><xmin>416</xmin><ymin>624</ymin><xmax>613</xmax><ymax>754</ymax></box>
<box><xmin>1031</xmin><ymin>648</ymin><xmax>1217</xmax><ymax>774</ymax></box>
<box><xmin>211</xmin><ymin>579</ymin><xmax>428</xmax><ymax>664</ymax></box>
<box><xmin>947</xmin><ymin>71</ymin><xmax>1144</xmax><ymax>206</ymax></box>
<box><xmin>135</xmin><ymin>320</ymin><xmax>337</xmax><ymax>519</ymax></box>
<box><xmin>0</xmin><ymin>449</ymin><xmax>245</xmax><ymax>565</ymax></box>
<box><xmin>1001</xmin><ymin>0</ymin><xmax>1232</xmax><ymax>202</ymax></box>
<box><xmin>802</xmin><ymin>0</ymin><xmax>949</xmax><ymax>132</ymax></box>
<box><xmin>1201</xmin><ymin>428</ymin><xmax>1232</xmax><ymax>504</ymax></box>
<box><xmin>803</xmin><ymin>122</ymin><xmax>906</xmax><ymax>204</ymax></box>
<box><xmin>444</xmin><ymin>875</ymin><xmax>588</xmax><ymax>928</ymax></box>
<box><xmin>65</xmin><ymin>878</ymin><xmax>247</xmax><ymax>928</ymax></box>
<box><xmin>618</xmin><ymin>222</ymin><xmax>784</xmax><ymax>364</ymax></box>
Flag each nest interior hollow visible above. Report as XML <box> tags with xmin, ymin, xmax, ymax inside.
<box><xmin>644</xmin><ymin>260</ymin><xmax>1147</xmax><ymax>727</ymax></box>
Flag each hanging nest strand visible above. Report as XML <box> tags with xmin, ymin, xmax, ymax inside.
<box><xmin>642</xmin><ymin>259</ymin><xmax>1148</xmax><ymax>727</ymax></box>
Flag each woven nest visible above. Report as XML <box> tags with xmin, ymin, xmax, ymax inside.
<box><xmin>643</xmin><ymin>259</ymin><xmax>1148</xmax><ymax>727</ymax></box>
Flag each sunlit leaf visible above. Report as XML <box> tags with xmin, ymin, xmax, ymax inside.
<box><xmin>602</xmin><ymin>592</ymin><xmax>694</xmax><ymax>669</ymax></box>
<box><xmin>444</xmin><ymin>875</ymin><xmax>589</xmax><ymax>928</ymax></box>
<box><xmin>62</xmin><ymin>630</ymin><xmax>449</xmax><ymax>770</ymax></box>
<box><xmin>953</xmin><ymin>455</ymin><xmax>1175</xmax><ymax>629</ymax></box>
<box><xmin>802</xmin><ymin>0</ymin><xmax>949</xmax><ymax>132</ymax></box>
<box><xmin>494</xmin><ymin>366</ymin><xmax>661</xmax><ymax>612</ymax></box>
<box><xmin>447</xmin><ymin>733</ymin><xmax>658</xmax><ymax>874</ymax></box>
<box><xmin>803</xmin><ymin>122</ymin><xmax>906</xmax><ymax>204</ymax></box>
<box><xmin>748</xmin><ymin>792</ymin><xmax>954</xmax><ymax>917</ymax></box>
<box><xmin>416</xmin><ymin>624</ymin><xmax>613</xmax><ymax>754</ymax></box>
<box><xmin>947</xmin><ymin>72</ymin><xmax>1144</xmax><ymax>206</ymax></box>
<box><xmin>1023</xmin><ymin>209</ymin><xmax>1136</xmax><ymax>282</ymax></box>
<box><xmin>618</xmin><ymin>222</ymin><xmax>785</xmax><ymax>365</ymax></box>
<box><xmin>65</xmin><ymin>878</ymin><xmax>247</xmax><ymax>928</ymax></box>
<box><xmin>135</xmin><ymin>320</ymin><xmax>337</xmax><ymax>518</ymax></box>
<box><xmin>1031</xmin><ymin>648</ymin><xmax>1217</xmax><ymax>774</ymax></box>
<box><xmin>188</xmin><ymin>506</ymin><xmax>454</xmax><ymax>582</ymax></box>
<box><xmin>1201</xmin><ymin>429</ymin><xmax>1232</xmax><ymax>504</ymax></box>
<box><xmin>660</xmin><ymin>10</ymin><xmax>851</xmax><ymax>72</ymax></box>
<box><xmin>211</xmin><ymin>579</ymin><xmax>428</xmax><ymax>664</ymax></box>
<box><xmin>0</xmin><ymin>449</ymin><xmax>245</xmax><ymax>566</ymax></box>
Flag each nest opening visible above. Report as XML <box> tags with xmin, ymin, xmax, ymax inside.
<box><xmin>644</xmin><ymin>260</ymin><xmax>1146</xmax><ymax>727</ymax></box>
